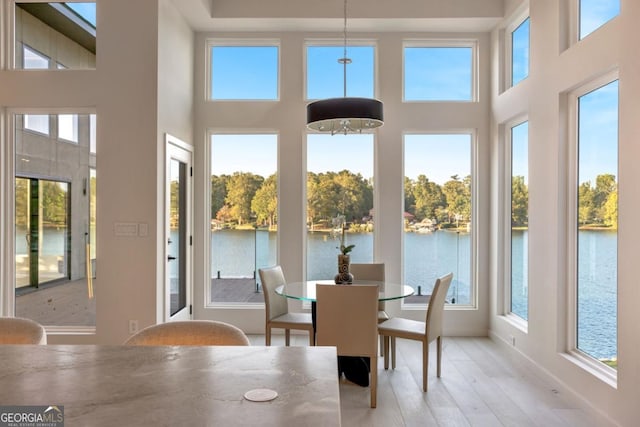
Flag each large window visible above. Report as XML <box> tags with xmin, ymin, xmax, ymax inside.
<box><xmin>14</xmin><ymin>112</ymin><xmax>97</xmax><ymax>327</ymax></box>
<box><xmin>579</xmin><ymin>0</ymin><xmax>620</xmax><ymax>40</ymax></box>
<box><xmin>306</xmin><ymin>44</ymin><xmax>375</xmax><ymax>99</ymax></box>
<box><xmin>15</xmin><ymin>2</ymin><xmax>96</xmax><ymax>70</ymax></box>
<box><xmin>306</xmin><ymin>134</ymin><xmax>374</xmax><ymax>280</ymax></box>
<box><xmin>510</xmin><ymin>121</ymin><xmax>529</xmax><ymax>320</ymax></box>
<box><xmin>209</xmin><ymin>43</ymin><xmax>279</xmax><ymax>100</ymax></box>
<box><xmin>404</xmin><ymin>134</ymin><xmax>473</xmax><ymax>305</ymax></box>
<box><xmin>574</xmin><ymin>78</ymin><xmax>618</xmax><ymax>369</ymax></box>
<box><xmin>210</xmin><ymin>134</ymin><xmax>278</xmax><ymax>304</ymax></box>
<box><xmin>404</xmin><ymin>42</ymin><xmax>476</xmax><ymax>101</ymax></box>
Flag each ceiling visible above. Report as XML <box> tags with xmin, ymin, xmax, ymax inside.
<box><xmin>170</xmin><ymin>0</ymin><xmax>506</xmax><ymax>33</ymax></box>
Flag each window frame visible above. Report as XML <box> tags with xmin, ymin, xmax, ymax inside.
<box><xmin>502</xmin><ymin>117</ymin><xmax>529</xmax><ymax>327</ymax></box>
<box><xmin>304</xmin><ymin>39</ymin><xmax>379</xmax><ymax>101</ymax></box>
<box><xmin>206</xmin><ymin>130</ymin><xmax>280</xmax><ymax>308</ymax></box>
<box><xmin>401</xmin><ymin>130</ymin><xmax>478</xmax><ymax>310</ymax></box>
<box><xmin>402</xmin><ymin>39</ymin><xmax>478</xmax><ymax>103</ymax></box>
<box><xmin>565</xmin><ymin>70</ymin><xmax>618</xmax><ymax>385</ymax></box>
<box><xmin>205</xmin><ymin>39</ymin><xmax>281</xmax><ymax>102</ymax></box>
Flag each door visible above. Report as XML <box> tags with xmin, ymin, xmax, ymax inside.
<box><xmin>165</xmin><ymin>135</ymin><xmax>193</xmax><ymax>321</ymax></box>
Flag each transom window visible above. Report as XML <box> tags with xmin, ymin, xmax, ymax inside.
<box><xmin>403</xmin><ymin>42</ymin><xmax>476</xmax><ymax>102</ymax></box>
<box><xmin>579</xmin><ymin>0</ymin><xmax>620</xmax><ymax>40</ymax></box>
<box><xmin>208</xmin><ymin>43</ymin><xmax>279</xmax><ymax>100</ymax></box>
<box><xmin>306</xmin><ymin>44</ymin><xmax>375</xmax><ymax>100</ymax></box>
<box><xmin>510</xmin><ymin>17</ymin><xmax>530</xmax><ymax>87</ymax></box>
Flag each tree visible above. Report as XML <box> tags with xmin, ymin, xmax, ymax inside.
<box><xmin>210</xmin><ymin>175</ymin><xmax>229</xmax><ymax>219</ymax></box>
<box><xmin>403</xmin><ymin>176</ymin><xmax>416</xmax><ymax>216</ymax></box>
<box><xmin>511</xmin><ymin>176</ymin><xmax>528</xmax><ymax>226</ymax></box>
<box><xmin>252</xmin><ymin>174</ymin><xmax>278</xmax><ymax>228</ymax></box>
<box><xmin>594</xmin><ymin>174</ymin><xmax>616</xmax><ymax>223</ymax></box>
<box><xmin>412</xmin><ymin>175</ymin><xmax>445</xmax><ymax>221</ymax></box>
<box><xmin>578</xmin><ymin>181</ymin><xmax>595</xmax><ymax>225</ymax></box>
<box><xmin>603</xmin><ymin>189</ymin><xmax>618</xmax><ymax>228</ymax></box>
<box><xmin>442</xmin><ymin>175</ymin><xmax>471</xmax><ymax>225</ymax></box>
<box><xmin>224</xmin><ymin>172</ymin><xmax>263</xmax><ymax>225</ymax></box>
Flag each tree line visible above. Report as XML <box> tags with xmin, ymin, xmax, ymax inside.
<box><xmin>211</xmin><ymin>171</ymin><xmax>475</xmax><ymax>229</ymax></box>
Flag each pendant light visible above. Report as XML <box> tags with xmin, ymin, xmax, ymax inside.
<box><xmin>306</xmin><ymin>0</ymin><xmax>384</xmax><ymax>135</ymax></box>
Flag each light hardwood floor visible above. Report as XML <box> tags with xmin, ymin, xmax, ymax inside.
<box><xmin>247</xmin><ymin>334</ymin><xmax>601</xmax><ymax>427</ymax></box>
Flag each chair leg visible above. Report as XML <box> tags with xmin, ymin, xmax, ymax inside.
<box><xmin>391</xmin><ymin>337</ymin><xmax>396</xmax><ymax>370</ymax></box>
<box><xmin>379</xmin><ymin>335</ymin><xmax>384</xmax><ymax>356</ymax></box>
<box><xmin>370</xmin><ymin>355</ymin><xmax>377</xmax><ymax>408</ymax></box>
<box><xmin>265</xmin><ymin>327</ymin><xmax>271</xmax><ymax>346</ymax></box>
<box><xmin>285</xmin><ymin>329</ymin><xmax>290</xmax><ymax>346</ymax></box>
<box><xmin>437</xmin><ymin>335</ymin><xmax>442</xmax><ymax>378</ymax></box>
<box><xmin>383</xmin><ymin>335</ymin><xmax>390</xmax><ymax>370</ymax></box>
<box><xmin>308</xmin><ymin>329</ymin><xmax>315</xmax><ymax>346</ymax></box>
<box><xmin>423</xmin><ymin>340</ymin><xmax>429</xmax><ymax>392</ymax></box>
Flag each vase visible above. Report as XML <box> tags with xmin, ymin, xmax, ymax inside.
<box><xmin>334</xmin><ymin>254</ymin><xmax>354</xmax><ymax>284</ymax></box>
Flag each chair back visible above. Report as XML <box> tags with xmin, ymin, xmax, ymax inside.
<box><xmin>124</xmin><ymin>320</ymin><xmax>250</xmax><ymax>346</ymax></box>
<box><xmin>425</xmin><ymin>273</ymin><xmax>454</xmax><ymax>342</ymax></box>
<box><xmin>350</xmin><ymin>263</ymin><xmax>385</xmax><ymax>311</ymax></box>
<box><xmin>0</xmin><ymin>317</ymin><xmax>47</xmax><ymax>345</ymax></box>
<box><xmin>316</xmin><ymin>284</ymin><xmax>378</xmax><ymax>358</ymax></box>
<box><xmin>258</xmin><ymin>266</ymin><xmax>289</xmax><ymax>322</ymax></box>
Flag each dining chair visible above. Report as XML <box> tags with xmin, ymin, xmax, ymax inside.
<box><xmin>350</xmin><ymin>262</ymin><xmax>387</xmax><ymax>353</ymax></box>
<box><xmin>378</xmin><ymin>272</ymin><xmax>453</xmax><ymax>392</ymax></box>
<box><xmin>124</xmin><ymin>320</ymin><xmax>250</xmax><ymax>346</ymax></box>
<box><xmin>0</xmin><ymin>317</ymin><xmax>47</xmax><ymax>345</ymax></box>
<box><xmin>316</xmin><ymin>284</ymin><xmax>379</xmax><ymax>408</ymax></box>
<box><xmin>258</xmin><ymin>265</ymin><xmax>315</xmax><ymax>346</ymax></box>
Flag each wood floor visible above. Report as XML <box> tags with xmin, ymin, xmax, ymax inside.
<box><xmin>247</xmin><ymin>334</ymin><xmax>601</xmax><ymax>427</ymax></box>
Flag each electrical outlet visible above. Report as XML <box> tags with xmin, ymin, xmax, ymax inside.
<box><xmin>129</xmin><ymin>320</ymin><xmax>139</xmax><ymax>334</ymax></box>
<box><xmin>510</xmin><ymin>335</ymin><xmax>516</xmax><ymax>346</ymax></box>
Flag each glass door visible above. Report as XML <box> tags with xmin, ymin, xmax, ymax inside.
<box><xmin>166</xmin><ymin>136</ymin><xmax>192</xmax><ymax>321</ymax></box>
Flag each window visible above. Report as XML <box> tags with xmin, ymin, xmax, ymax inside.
<box><xmin>58</xmin><ymin>114</ymin><xmax>79</xmax><ymax>143</ymax></box>
<box><xmin>579</xmin><ymin>0</ymin><xmax>620</xmax><ymax>39</ymax></box>
<box><xmin>509</xmin><ymin>121</ymin><xmax>529</xmax><ymax>320</ymax></box>
<box><xmin>24</xmin><ymin>114</ymin><xmax>50</xmax><ymax>135</ymax></box>
<box><xmin>23</xmin><ymin>45</ymin><xmax>49</xmax><ymax>69</ymax></box>
<box><xmin>15</xmin><ymin>2</ymin><xmax>96</xmax><ymax>70</ymax></box>
<box><xmin>210</xmin><ymin>134</ymin><xmax>278</xmax><ymax>304</ymax></box>
<box><xmin>306</xmin><ymin>134</ymin><xmax>374</xmax><ymax>280</ymax></box>
<box><xmin>404</xmin><ymin>134</ymin><xmax>473</xmax><ymax>305</ymax></box>
<box><xmin>14</xmin><ymin>113</ymin><xmax>97</xmax><ymax>327</ymax></box>
<box><xmin>404</xmin><ymin>42</ymin><xmax>476</xmax><ymax>101</ymax></box>
<box><xmin>209</xmin><ymin>44</ymin><xmax>279</xmax><ymax>100</ymax></box>
<box><xmin>89</xmin><ymin>114</ymin><xmax>97</xmax><ymax>154</ymax></box>
<box><xmin>306</xmin><ymin>44</ymin><xmax>375</xmax><ymax>99</ymax></box>
<box><xmin>511</xmin><ymin>17</ymin><xmax>530</xmax><ymax>87</ymax></box>
<box><xmin>573</xmin><ymin>78</ymin><xmax>618</xmax><ymax>369</ymax></box>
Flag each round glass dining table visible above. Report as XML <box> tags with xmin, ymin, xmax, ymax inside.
<box><xmin>275</xmin><ymin>280</ymin><xmax>415</xmax><ymax>302</ymax></box>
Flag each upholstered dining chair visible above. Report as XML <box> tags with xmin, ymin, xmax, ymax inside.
<box><xmin>350</xmin><ymin>262</ymin><xmax>387</xmax><ymax>353</ymax></box>
<box><xmin>124</xmin><ymin>320</ymin><xmax>250</xmax><ymax>346</ymax></box>
<box><xmin>0</xmin><ymin>317</ymin><xmax>47</xmax><ymax>345</ymax></box>
<box><xmin>316</xmin><ymin>284</ymin><xmax>379</xmax><ymax>408</ymax></box>
<box><xmin>378</xmin><ymin>272</ymin><xmax>453</xmax><ymax>392</ymax></box>
<box><xmin>259</xmin><ymin>265</ymin><xmax>315</xmax><ymax>346</ymax></box>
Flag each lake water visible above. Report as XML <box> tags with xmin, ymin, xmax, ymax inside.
<box><xmin>16</xmin><ymin>226</ymin><xmax>616</xmax><ymax>360</ymax></box>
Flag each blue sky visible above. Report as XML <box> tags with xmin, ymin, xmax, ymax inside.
<box><xmin>404</xmin><ymin>47</ymin><xmax>472</xmax><ymax>101</ymax></box>
<box><xmin>512</xmin><ymin>18</ymin><xmax>529</xmax><ymax>85</ymax></box>
<box><xmin>580</xmin><ymin>0</ymin><xmax>620</xmax><ymax>39</ymax></box>
<box><xmin>512</xmin><ymin>122</ymin><xmax>528</xmax><ymax>184</ymax></box>
<box><xmin>579</xmin><ymin>80</ymin><xmax>618</xmax><ymax>185</ymax></box>
<box><xmin>404</xmin><ymin>134</ymin><xmax>471</xmax><ymax>184</ymax></box>
<box><xmin>66</xmin><ymin>3</ymin><xmax>96</xmax><ymax>27</ymax></box>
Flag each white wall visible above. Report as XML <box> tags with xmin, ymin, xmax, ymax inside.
<box><xmin>490</xmin><ymin>1</ymin><xmax>639</xmax><ymax>425</ymax></box>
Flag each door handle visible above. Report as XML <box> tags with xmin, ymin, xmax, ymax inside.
<box><xmin>167</xmin><ymin>255</ymin><xmax>176</xmax><ymax>261</ymax></box>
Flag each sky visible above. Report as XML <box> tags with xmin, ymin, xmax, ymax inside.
<box><xmin>66</xmin><ymin>2</ymin><xmax>96</xmax><ymax>27</ymax></box>
<box><xmin>580</xmin><ymin>0</ymin><xmax>620</xmax><ymax>39</ymax></box>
